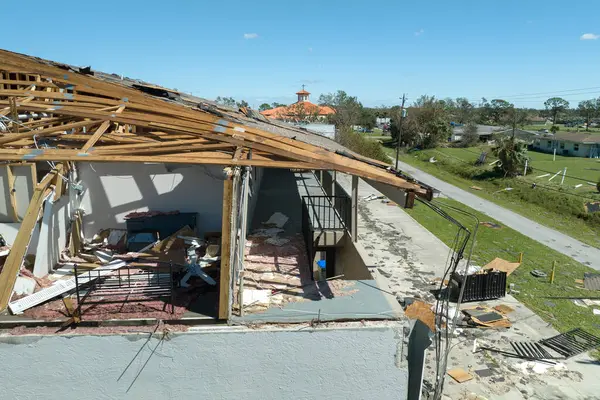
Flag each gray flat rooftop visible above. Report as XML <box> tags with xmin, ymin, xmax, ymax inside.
<box><xmin>231</xmin><ymin>279</ymin><xmax>402</xmax><ymax>324</ymax></box>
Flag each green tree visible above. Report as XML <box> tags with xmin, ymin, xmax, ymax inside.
<box><xmin>501</xmin><ymin>107</ymin><xmax>530</xmax><ymax>137</ymax></box>
<box><xmin>493</xmin><ymin>136</ymin><xmax>529</xmax><ymax>177</ymax></box>
<box><xmin>459</xmin><ymin>122</ymin><xmax>479</xmax><ymax>147</ymax></box>
<box><xmin>454</xmin><ymin>97</ymin><xmax>475</xmax><ymax>124</ymax></box>
<box><xmin>237</xmin><ymin>100</ymin><xmax>249</xmax><ymax>108</ymax></box>
<box><xmin>271</xmin><ymin>102</ymin><xmax>286</xmax><ymax>108</ymax></box>
<box><xmin>577</xmin><ymin>99</ymin><xmax>599</xmax><ymax>131</ymax></box>
<box><xmin>359</xmin><ymin>108</ymin><xmax>376</xmax><ymax>130</ymax></box>
<box><xmin>259</xmin><ymin>103</ymin><xmax>272</xmax><ymax>112</ymax></box>
<box><xmin>318</xmin><ymin>90</ymin><xmax>363</xmax><ymax>128</ymax></box>
<box><xmin>550</xmin><ymin>125</ymin><xmax>560</xmax><ymax>134</ymax></box>
<box><xmin>544</xmin><ymin>97</ymin><xmax>570</xmax><ymax>123</ymax></box>
<box><xmin>390</xmin><ymin>95</ymin><xmax>451</xmax><ymax>148</ymax></box>
<box><xmin>215</xmin><ymin>96</ymin><xmax>237</xmax><ymax>107</ymax></box>
<box><xmin>287</xmin><ymin>102</ymin><xmax>320</xmax><ymax>122</ymax></box>
<box><xmin>489</xmin><ymin>99</ymin><xmax>513</xmax><ymax>125</ymax></box>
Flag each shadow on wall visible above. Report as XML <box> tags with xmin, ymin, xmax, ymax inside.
<box><xmin>78</xmin><ymin>163</ymin><xmax>225</xmax><ymax>239</ymax></box>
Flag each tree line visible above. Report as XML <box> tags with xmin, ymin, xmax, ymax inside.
<box><xmin>214</xmin><ymin>92</ymin><xmax>600</xmax><ymax>150</ymax></box>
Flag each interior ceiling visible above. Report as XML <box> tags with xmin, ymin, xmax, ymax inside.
<box><xmin>0</xmin><ymin>49</ymin><xmax>428</xmax><ymax>195</ymax></box>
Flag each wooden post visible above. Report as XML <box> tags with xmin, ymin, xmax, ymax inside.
<box><xmin>518</xmin><ymin>252</ymin><xmax>523</xmax><ymax>263</ymax></box>
<box><xmin>332</xmin><ymin>170</ymin><xmax>337</xmax><ymax>197</ymax></box>
<box><xmin>351</xmin><ymin>175</ymin><xmax>358</xmax><ymax>242</ymax></box>
<box><xmin>550</xmin><ymin>261</ymin><xmax>556</xmax><ymax>284</ymax></box>
<box><xmin>218</xmin><ymin>175</ymin><xmax>233</xmax><ymax>320</ymax></box>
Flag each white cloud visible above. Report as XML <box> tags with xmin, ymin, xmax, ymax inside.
<box><xmin>580</xmin><ymin>33</ymin><xmax>600</xmax><ymax>40</ymax></box>
<box><xmin>243</xmin><ymin>33</ymin><xmax>259</xmax><ymax>39</ymax></box>
<box><xmin>415</xmin><ymin>29</ymin><xmax>424</xmax><ymax>36</ymax></box>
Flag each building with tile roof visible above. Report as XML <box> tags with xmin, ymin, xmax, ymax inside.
<box><xmin>261</xmin><ymin>87</ymin><xmax>335</xmax><ymax>122</ymax></box>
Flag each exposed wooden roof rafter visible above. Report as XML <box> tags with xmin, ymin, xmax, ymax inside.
<box><xmin>0</xmin><ymin>49</ymin><xmax>432</xmax><ymax>197</ymax></box>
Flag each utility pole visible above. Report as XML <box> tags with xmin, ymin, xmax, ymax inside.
<box><xmin>394</xmin><ymin>93</ymin><xmax>407</xmax><ymax>170</ymax></box>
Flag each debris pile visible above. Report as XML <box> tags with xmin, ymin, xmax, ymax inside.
<box><xmin>237</xmin><ymin>212</ymin><xmax>356</xmax><ymax>314</ymax></box>
<box><xmin>5</xmin><ymin>211</ymin><xmax>221</xmax><ymax>324</ymax></box>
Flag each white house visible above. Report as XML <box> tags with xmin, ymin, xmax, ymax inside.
<box><xmin>532</xmin><ymin>132</ymin><xmax>600</xmax><ymax>158</ymax></box>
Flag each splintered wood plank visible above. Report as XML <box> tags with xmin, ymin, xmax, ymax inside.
<box><xmin>0</xmin><ymin>119</ymin><xmax>103</xmax><ymax>145</ymax></box>
<box><xmin>81</xmin><ymin>105</ymin><xmax>124</xmax><ymax>152</ymax></box>
<box><xmin>218</xmin><ymin>176</ymin><xmax>233</xmax><ymax>320</ymax></box>
<box><xmin>0</xmin><ymin>164</ymin><xmax>63</xmax><ymax>311</ymax></box>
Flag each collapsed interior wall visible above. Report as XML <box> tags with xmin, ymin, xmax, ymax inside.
<box><xmin>78</xmin><ymin>163</ymin><xmax>225</xmax><ymax>239</ymax></box>
<box><xmin>32</xmin><ymin>194</ymin><xmax>70</xmax><ymax>277</ymax></box>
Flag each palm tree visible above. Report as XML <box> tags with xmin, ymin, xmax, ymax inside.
<box><xmin>493</xmin><ymin>136</ymin><xmax>529</xmax><ymax>177</ymax></box>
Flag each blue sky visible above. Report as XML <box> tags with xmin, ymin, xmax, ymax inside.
<box><xmin>2</xmin><ymin>0</ymin><xmax>600</xmax><ymax>108</ymax></box>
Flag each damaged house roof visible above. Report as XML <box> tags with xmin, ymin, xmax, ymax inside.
<box><xmin>0</xmin><ymin>49</ymin><xmax>433</xmax><ymax>315</ymax></box>
<box><xmin>0</xmin><ymin>49</ymin><xmax>428</xmax><ymax>194</ymax></box>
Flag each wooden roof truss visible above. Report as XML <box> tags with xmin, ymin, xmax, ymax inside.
<box><xmin>0</xmin><ymin>50</ymin><xmax>429</xmax><ymax>196</ymax></box>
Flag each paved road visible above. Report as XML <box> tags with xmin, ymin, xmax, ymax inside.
<box><xmin>394</xmin><ymin>159</ymin><xmax>600</xmax><ymax>270</ymax></box>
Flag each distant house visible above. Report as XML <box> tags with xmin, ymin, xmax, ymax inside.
<box><xmin>532</xmin><ymin>132</ymin><xmax>600</xmax><ymax>158</ymax></box>
<box><xmin>529</xmin><ymin>116</ymin><xmax>550</xmax><ymax>125</ymax></box>
<box><xmin>451</xmin><ymin>125</ymin><xmax>503</xmax><ymax>142</ymax></box>
<box><xmin>376</xmin><ymin>117</ymin><xmax>391</xmax><ymax>126</ymax></box>
<box><xmin>494</xmin><ymin>128</ymin><xmax>540</xmax><ymax>143</ymax></box>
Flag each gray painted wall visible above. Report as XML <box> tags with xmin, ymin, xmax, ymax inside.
<box><xmin>246</xmin><ymin>166</ymin><xmax>264</xmax><ymax>233</ymax></box>
<box><xmin>0</xmin><ymin>165</ymin><xmax>35</xmax><ymax>222</ymax></box>
<box><xmin>33</xmin><ymin>193</ymin><xmax>70</xmax><ymax>277</ymax></box>
<box><xmin>336</xmin><ymin>234</ymin><xmax>373</xmax><ymax>280</ymax></box>
<box><xmin>0</xmin><ymin>325</ymin><xmax>408</xmax><ymax>400</ymax></box>
<box><xmin>78</xmin><ymin>163</ymin><xmax>225</xmax><ymax>238</ymax></box>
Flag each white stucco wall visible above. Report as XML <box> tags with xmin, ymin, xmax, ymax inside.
<box><xmin>78</xmin><ymin>163</ymin><xmax>225</xmax><ymax>238</ymax></box>
<box><xmin>533</xmin><ymin>140</ymin><xmax>594</xmax><ymax>157</ymax></box>
<box><xmin>0</xmin><ymin>325</ymin><xmax>408</xmax><ymax>400</ymax></box>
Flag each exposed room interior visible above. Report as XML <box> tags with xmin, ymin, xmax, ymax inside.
<box><xmin>0</xmin><ymin>49</ymin><xmax>432</xmax><ymax>330</ymax></box>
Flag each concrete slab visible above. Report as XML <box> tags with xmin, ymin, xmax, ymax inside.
<box><xmin>335</xmin><ymin>173</ymin><xmax>600</xmax><ymax>400</ymax></box>
<box><xmin>231</xmin><ymin>279</ymin><xmax>402</xmax><ymax>324</ymax></box>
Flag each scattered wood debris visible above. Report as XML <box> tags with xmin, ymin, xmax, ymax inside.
<box><xmin>447</xmin><ymin>368</ymin><xmax>473</xmax><ymax>383</ymax></box>
<box><xmin>484</xmin><ymin>257</ymin><xmax>520</xmax><ymax>276</ymax></box>
<box><xmin>404</xmin><ymin>300</ymin><xmax>436</xmax><ymax>332</ymax></box>
<box><xmin>463</xmin><ymin>306</ymin><xmax>512</xmax><ymax>328</ymax></box>
<box><xmin>493</xmin><ymin>304</ymin><xmax>515</xmax><ymax>314</ymax></box>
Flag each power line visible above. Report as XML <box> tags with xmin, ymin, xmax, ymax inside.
<box><xmin>492</xmin><ymin>86</ymin><xmax>600</xmax><ymax>99</ymax></box>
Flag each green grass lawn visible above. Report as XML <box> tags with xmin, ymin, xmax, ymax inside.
<box><xmin>406</xmin><ymin>197</ymin><xmax>600</xmax><ymax>340</ymax></box>
<box><xmin>384</xmin><ymin>146</ymin><xmax>600</xmax><ymax>248</ymax></box>
<box><xmin>431</xmin><ymin>146</ymin><xmax>600</xmax><ymax>188</ymax></box>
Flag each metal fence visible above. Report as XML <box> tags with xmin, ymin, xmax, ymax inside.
<box><xmin>73</xmin><ymin>262</ymin><xmax>177</xmax><ymax>318</ymax></box>
<box><xmin>301</xmin><ymin>195</ymin><xmax>351</xmax><ymax>230</ymax></box>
